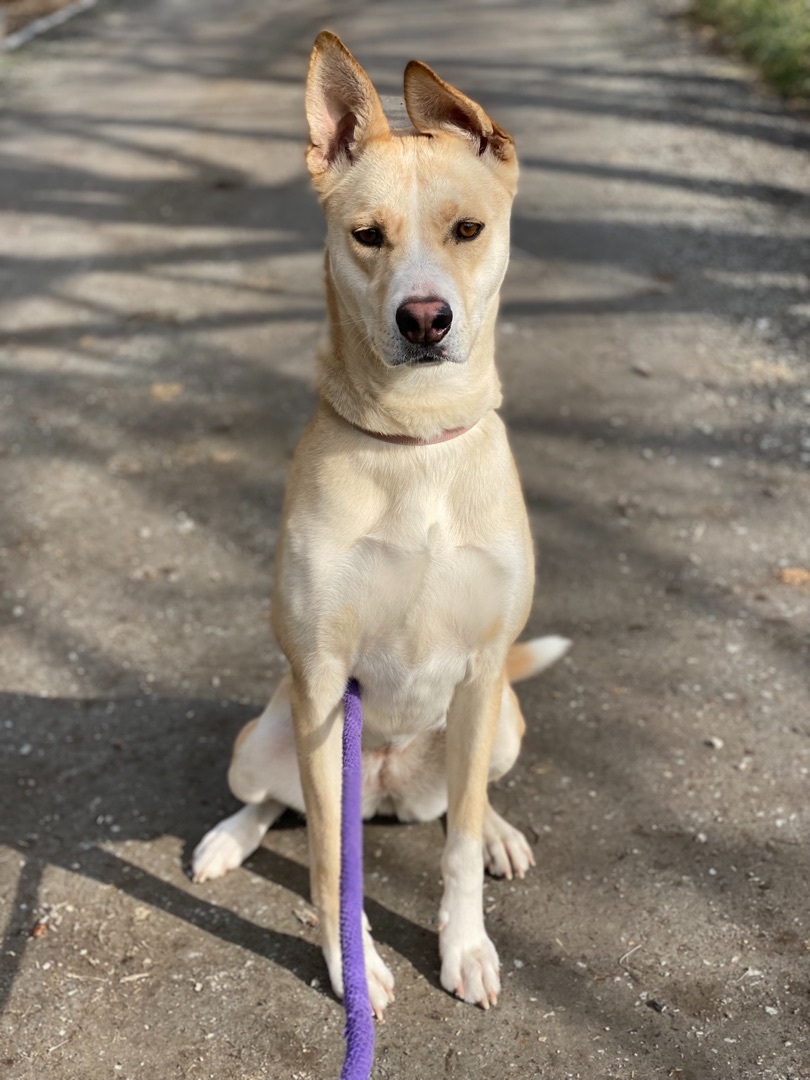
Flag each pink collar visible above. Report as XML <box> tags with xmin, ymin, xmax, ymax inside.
<box><xmin>346</xmin><ymin>419</ymin><xmax>477</xmax><ymax>446</ymax></box>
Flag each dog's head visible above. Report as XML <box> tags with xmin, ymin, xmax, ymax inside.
<box><xmin>305</xmin><ymin>32</ymin><xmax>518</xmax><ymax>373</ymax></box>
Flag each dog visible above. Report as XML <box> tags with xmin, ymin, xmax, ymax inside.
<box><xmin>192</xmin><ymin>31</ymin><xmax>570</xmax><ymax>1017</ymax></box>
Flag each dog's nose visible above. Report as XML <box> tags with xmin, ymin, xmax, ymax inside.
<box><xmin>395</xmin><ymin>298</ymin><xmax>453</xmax><ymax>346</ymax></box>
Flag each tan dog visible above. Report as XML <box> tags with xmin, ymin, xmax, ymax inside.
<box><xmin>192</xmin><ymin>31</ymin><xmax>570</xmax><ymax>1016</ymax></box>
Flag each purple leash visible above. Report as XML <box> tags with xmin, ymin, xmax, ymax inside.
<box><xmin>339</xmin><ymin>678</ymin><xmax>374</xmax><ymax>1080</ymax></box>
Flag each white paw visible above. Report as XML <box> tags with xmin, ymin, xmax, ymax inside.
<box><xmin>191</xmin><ymin>829</ymin><xmax>246</xmax><ymax>882</ymax></box>
<box><xmin>324</xmin><ymin>920</ymin><xmax>396</xmax><ymax>1019</ymax></box>
<box><xmin>365</xmin><ymin>937</ymin><xmax>396</xmax><ymax>1019</ymax></box>
<box><xmin>483</xmin><ymin>812</ymin><xmax>535</xmax><ymax>880</ymax></box>
<box><xmin>440</xmin><ymin>928</ymin><xmax>501</xmax><ymax>1009</ymax></box>
<box><xmin>191</xmin><ymin>807</ymin><xmax>266</xmax><ymax>882</ymax></box>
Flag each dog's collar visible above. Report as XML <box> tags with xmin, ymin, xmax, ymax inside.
<box><xmin>345</xmin><ymin>418</ymin><xmax>478</xmax><ymax>446</ymax></box>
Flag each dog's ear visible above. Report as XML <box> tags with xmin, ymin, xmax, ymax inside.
<box><xmin>305</xmin><ymin>32</ymin><xmax>390</xmax><ymax>188</ymax></box>
<box><xmin>403</xmin><ymin>60</ymin><xmax>516</xmax><ymax>167</ymax></box>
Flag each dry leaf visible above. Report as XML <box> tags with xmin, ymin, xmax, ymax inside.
<box><xmin>293</xmin><ymin>907</ymin><xmax>319</xmax><ymax>928</ymax></box>
<box><xmin>777</xmin><ymin>567</ymin><xmax>810</xmax><ymax>587</ymax></box>
<box><xmin>149</xmin><ymin>382</ymin><xmax>184</xmax><ymax>403</ymax></box>
<box><xmin>210</xmin><ymin>447</ymin><xmax>238</xmax><ymax>464</ymax></box>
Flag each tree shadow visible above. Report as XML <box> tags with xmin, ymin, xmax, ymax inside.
<box><xmin>2</xmin><ymin>0</ymin><xmax>809</xmax><ymax>1075</ymax></box>
<box><xmin>0</xmin><ymin>689</ymin><xmax>446</xmax><ymax>1020</ymax></box>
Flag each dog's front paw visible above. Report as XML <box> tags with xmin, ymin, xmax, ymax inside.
<box><xmin>439</xmin><ymin>927</ymin><xmax>501</xmax><ymax>1009</ymax></box>
<box><xmin>324</xmin><ymin>920</ymin><xmax>396</xmax><ymax>1019</ymax></box>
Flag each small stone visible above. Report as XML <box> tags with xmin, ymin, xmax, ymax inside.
<box><xmin>176</xmin><ymin>513</ymin><xmax>196</xmax><ymax>535</ymax></box>
<box><xmin>704</xmin><ymin>736</ymin><xmax>724</xmax><ymax>750</ymax></box>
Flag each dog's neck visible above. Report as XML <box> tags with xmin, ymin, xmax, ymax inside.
<box><xmin>318</xmin><ymin>276</ymin><xmax>503</xmax><ymax>442</ymax></box>
<box><xmin>341</xmin><ymin>414</ymin><xmax>478</xmax><ymax>446</ymax></box>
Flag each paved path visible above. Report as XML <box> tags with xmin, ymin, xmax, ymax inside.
<box><xmin>1</xmin><ymin>1</ymin><xmax>809</xmax><ymax>1077</ymax></box>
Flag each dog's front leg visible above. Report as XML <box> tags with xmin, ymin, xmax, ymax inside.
<box><xmin>291</xmin><ymin>670</ymin><xmax>395</xmax><ymax>1018</ymax></box>
<box><xmin>440</xmin><ymin>675</ymin><xmax>503</xmax><ymax>1008</ymax></box>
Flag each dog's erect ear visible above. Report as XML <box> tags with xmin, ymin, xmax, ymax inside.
<box><xmin>403</xmin><ymin>60</ymin><xmax>516</xmax><ymax>167</ymax></box>
<box><xmin>305</xmin><ymin>31</ymin><xmax>390</xmax><ymax>186</ymax></box>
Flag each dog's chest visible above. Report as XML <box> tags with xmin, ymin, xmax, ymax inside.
<box><xmin>341</xmin><ymin>496</ymin><xmax>521</xmax><ymax>734</ymax></box>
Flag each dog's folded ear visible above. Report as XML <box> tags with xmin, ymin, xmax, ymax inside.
<box><xmin>403</xmin><ymin>60</ymin><xmax>516</xmax><ymax>169</ymax></box>
<box><xmin>305</xmin><ymin>31</ymin><xmax>390</xmax><ymax>189</ymax></box>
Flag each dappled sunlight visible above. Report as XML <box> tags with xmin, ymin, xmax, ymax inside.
<box><xmin>1</xmin><ymin>0</ymin><xmax>808</xmax><ymax>1077</ymax></box>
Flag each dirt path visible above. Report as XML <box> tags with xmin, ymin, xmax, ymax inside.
<box><xmin>1</xmin><ymin>1</ymin><xmax>808</xmax><ymax>1077</ymax></box>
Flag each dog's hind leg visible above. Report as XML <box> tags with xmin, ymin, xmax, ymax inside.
<box><xmin>482</xmin><ymin>679</ymin><xmax>535</xmax><ymax>880</ymax></box>
<box><xmin>191</xmin><ymin>673</ymin><xmax>304</xmax><ymax>882</ymax></box>
<box><xmin>191</xmin><ymin>799</ymin><xmax>285</xmax><ymax>882</ymax></box>
<box><xmin>225</xmin><ymin>673</ymin><xmax>305</xmax><ymax>810</ymax></box>
<box><xmin>480</xmin><ymin>641</ymin><xmax>571</xmax><ymax>880</ymax></box>
<box><xmin>482</xmin><ymin>801</ymin><xmax>534</xmax><ymax>881</ymax></box>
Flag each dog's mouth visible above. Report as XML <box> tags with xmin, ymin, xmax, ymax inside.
<box><xmin>384</xmin><ymin>342</ymin><xmax>465</xmax><ymax>367</ymax></box>
<box><xmin>403</xmin><ymin>343</ymin><xmax>462</xmax><ymax>366</ymax></box>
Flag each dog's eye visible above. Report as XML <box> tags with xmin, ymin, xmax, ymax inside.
<box><xmin>352</xmin><ymin>227</ymin><xmax>383</xmax><ymax>247</ymax></box>
<box><xmin>455</xmin><ymin>220</ymin><xmax>484</xmax><ymax>241</ymax></box>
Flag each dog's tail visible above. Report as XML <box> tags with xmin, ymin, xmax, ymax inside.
<box><xmin>506</xmin><ymin>636</ymin><xmax>571</xmax><ymax>683</ymax></box>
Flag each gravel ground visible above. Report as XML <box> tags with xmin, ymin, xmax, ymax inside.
<box><xmin>1</xmin><ymin>1</ymin><xmax>808</xmax><ymax>1078</ymax></box>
